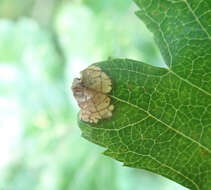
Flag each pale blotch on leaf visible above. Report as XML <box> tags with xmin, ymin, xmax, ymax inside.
<box><xmin>72</xmin><ymin>66</ymin><xmax>114</xmax><ymax>123</ymax></box>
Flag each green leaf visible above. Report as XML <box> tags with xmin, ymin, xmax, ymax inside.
<box><xmin>78</xmin><ymin>1</ymin><xmax>211</xmax><ymax>190</ymax></box>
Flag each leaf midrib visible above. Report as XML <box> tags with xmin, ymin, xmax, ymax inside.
<box><xmin>82</xmin><ymin>109</ymin><xmax>201</xmax><ymax>190</ymax></box>
<box><xmin>101</xmin><ymin>64</ymin><xmax>211</xmax><ymax>153</ymax></box>
<box><xmin>109</xmin><ymin>94</ymin><xmax>211</xmax><ymax>154</ymax></box>
<box><xmin>82</xmin><ymin>121</ymin><xmax>199</xmax><ymax>190</ymax></box>
<box><xmin>169</xmin><ymin>70</ymin><xmax>211</xmax><ymax>97</ymax></box>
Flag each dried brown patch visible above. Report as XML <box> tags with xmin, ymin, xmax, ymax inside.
<box><xmin>72</xmin><ymin>66</ymin><xmax>113</xmax><ymax>123</ymax></box>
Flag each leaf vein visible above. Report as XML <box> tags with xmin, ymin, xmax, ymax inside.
<box><xmin>183</xmin><ymin>0</ymin><xmax>211</xmax><ymax>40</ymax></box>
<box><xmin>126</xmin><ymin>150</ymin><xmax>200</xmax><ymax>190</ymax></box>
<box><xmin>110</xmin><ymin>95</ymin><xmax>211</xmax><ymax>154</ymax></box>
<box><xmin>169</xmin><ymin>69</ymin><xmax>211</xmax><ymax>97</ymax></box>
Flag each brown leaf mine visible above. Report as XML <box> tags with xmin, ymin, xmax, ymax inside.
<box><xmin>72</xmin><ymin>66</ymin><xmax>114</xmax><ymax>123</ymax></box>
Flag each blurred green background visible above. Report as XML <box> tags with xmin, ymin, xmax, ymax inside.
<box><xmin>0</xmin><ymin>0</ymin><xmax>188</xmax><ymax>190</ymax></box>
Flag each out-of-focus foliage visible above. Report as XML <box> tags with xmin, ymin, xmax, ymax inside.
<box><xmin>0</xmin><ymin>0</ymin><xmax>34</xmax><ymax>18</ymax></box>
<box><xmin>0</xmin><ymin>0</ymin><xmax>187</xmax><ymax>190</ymax></box>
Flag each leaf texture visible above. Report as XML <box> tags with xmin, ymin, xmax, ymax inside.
<box><xmin>78</xmin><ymin>1</ymin><xmax>211</xmax><ymax>189</ymax></box>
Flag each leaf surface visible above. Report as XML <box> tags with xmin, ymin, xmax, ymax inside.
<box><xmin>78</xmin><ymin>1</ymin><xmax>211</xmax><ymax>189</ymax></box>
